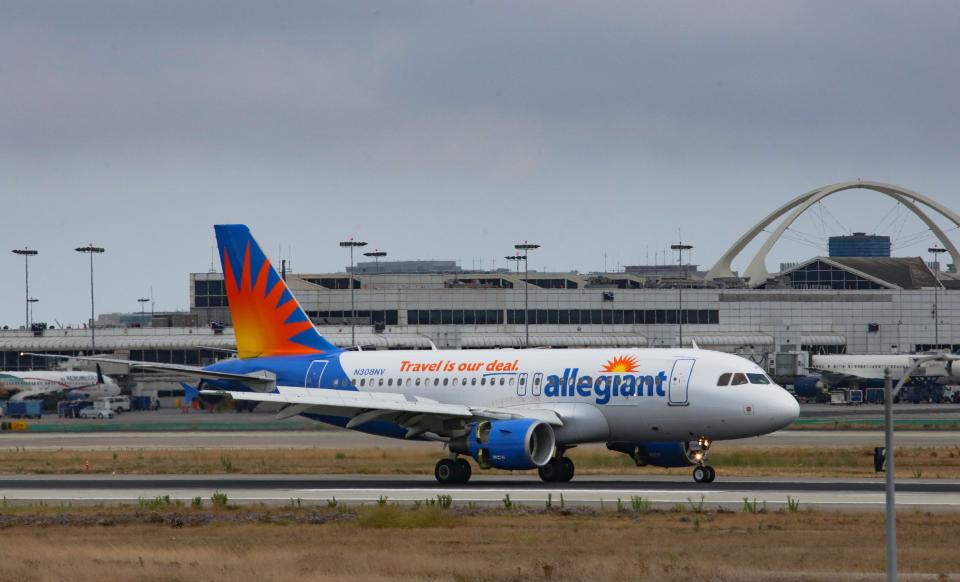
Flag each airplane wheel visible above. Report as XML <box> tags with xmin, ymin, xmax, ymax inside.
<box><xmin>559</xmin><ymin>457</ymin><xmax>575</xmax><ymax>482</ymax></box>
<box><xmin>538</xmin><ymin>459</ymin><xmax>563</xmax><ymax>482</ymax></box>
<box><xmin>435</xmin><ymin>459</ymin><xmax>458</xmax><ymax>484</ymax></box>
<box><xmin>455</xmin><ymin>458</ymin><xmax>472</xmax><ymax>483</ymax></box>
<box><xmin>693</xmin><ymin>465</ymin><xmax>708</xmax><ymax>483</ymax></box>
<box><xmin>705</xmin><ymin>465</ymin><xmax>716</xmax><ymax>483</ymax></box>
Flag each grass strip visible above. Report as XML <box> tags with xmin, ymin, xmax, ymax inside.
<box><xmin>1</xmin><ymin>445</ymin><xmax>958</xmax><ymax>478</ymax></box>
<box><xmin>0</xmin><ymin>502</ymin><xmax>957</xmax><ymax>581</ymax></box>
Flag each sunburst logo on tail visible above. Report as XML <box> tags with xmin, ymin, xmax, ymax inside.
<box><xmin>222</xmin><ymin>242</ymin><xmax>324</xmax><ymax>359</ymax></box>
<box><xmin>601</xmin><ymin>355</ymin><xmax>639</xmax><ymax>373</ymax></box>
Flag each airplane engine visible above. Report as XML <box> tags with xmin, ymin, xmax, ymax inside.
<box><xmin>606</xmin><ymin>441</ymin><xmax>699</xmax><ymax>468</ymax></box>
<box><xmin>449</xmin><ymin>419</ymin><xmax>556</xmax><ymax>470</ymax></box>
<box><xmin>792</xmin><ymin>376</ymin><xmax>824</xmax><ymax>399</ymax></box>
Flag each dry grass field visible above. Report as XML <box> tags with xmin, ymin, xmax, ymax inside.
<box><xmin>1</xmin><ymin>444</ymin><xmax>959</xmax><ymax>478</ymax></box>
<box><xmin>0</xmin><ymin>503</ymin><xmax>957</xmax><ymax>581</ymax></box>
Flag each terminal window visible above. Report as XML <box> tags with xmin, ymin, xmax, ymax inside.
<box><xmin>784</xmin><ymin>261</ymin><xmax>886</xmax><ymax>290</ymax></box>
<box><xmin>308</xmin><ymin>310</ymin><xmax>399</xmax><ymax>326</ymax></box>
<box><xmin>410</xmin><ymin>309</ymin><xmax>722</xmax><ymax>326</ymax></box>
<box><xmin>193</xmin><ymin>279</ymin><xmax>226</xmax><ymax>308</ymax></box>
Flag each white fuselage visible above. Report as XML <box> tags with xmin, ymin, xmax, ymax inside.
<box><xmin>0</xmin><ymin>371</ymin><xmax>119</xmax><ymax>401</ymax></box>
<box><xmin>281</xmin><ymin>348</ymin><xmax>799</xmax><ymax>444</ymax></box>
<box><xmin>811</xmin><ymin>354</ymin><xmax>917</xmax><ymax>382</ymax></box>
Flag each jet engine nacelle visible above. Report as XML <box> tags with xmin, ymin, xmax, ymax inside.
<box><xmin>449</xmin><ymin>419</ymin><xmax>556</xmax><ymax>470</ymax></box>
<box><xmin>606</xmin><ymin>441</ymin><xmax>699</xmax><ymax>468</ymax></box>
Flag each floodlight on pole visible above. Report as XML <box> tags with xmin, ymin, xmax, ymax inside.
<box><xmin>513</xmin><ymin>242</ymin><xmax>540</xmax><ymax>348</ymax></box>
<box><xmin>504</xmin><ymin>255</ymin><xmax>524</xmax><ymax>274</ymax></box>
<box><xmin>670</xmin><ymin>242</ymin><xmax>694</xmax><ymax>347</ymax></box>
<box><xmin>339</xmin><ymin>239</ymin><xmax>368</xmax><ymax>347</ymax></box>
<box><xmin>929</xmin><ymin>246</ymin><xmax>946</xmax><ymax>347</ymax></box>
<box><xmin>75</xmin><ymin>245</ymin><xmax>105</xmax><ymax>354</ymax></box>
<box><xmin>363</xmin><ymin>250</ymin><xmax>387</xmax><ymax>274</ymax></box>
<box><xmin>11</xmin><ymin>248</ymin><xmax>38</xmax><ymax>329</ymax></box>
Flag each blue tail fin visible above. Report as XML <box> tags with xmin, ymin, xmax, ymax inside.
<box><xmin>181</xmin><ymin>382</ymin><xmax>199</xmax><ymax>406</ymax></box>
<box><xmin>214</xmin><ymin>225</ymin><xmax>338</xmax><ymax>358</ymax></box>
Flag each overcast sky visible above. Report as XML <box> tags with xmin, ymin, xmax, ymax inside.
<box><xmin>2</xmin><ymin>1</ymin><xmax>959</xmax><ymax>327</ymax></box>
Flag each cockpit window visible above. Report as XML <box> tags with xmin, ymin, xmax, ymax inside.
<box><xmin>717</xmin><ymin>373</ymin><xmax>732</xmax><ymax>386</ymax></box>
<box><xmin>731</xmin><ymin>373</ymin><xmax>748</xmax><ymax>386</ymax></box>
<box><xmin>747</xmin><ymin>373</ymin><xmax>771</xmax><ymax>385</ymax></box>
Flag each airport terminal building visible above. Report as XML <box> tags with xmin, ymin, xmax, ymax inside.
<box><xmin>1</xmin><ymin>181</ymin><xmax>957</xmax><ymax>378</ymax></box>
<box><xmin>189</xmin><ymin>254</ymin><xmax>958</xmax><ymax>358</ymax></box>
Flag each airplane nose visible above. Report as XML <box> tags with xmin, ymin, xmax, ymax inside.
<box><xmin>770</xmin><ymin>388</ymin><xmax>800</xmax><ymax>430</ymax></box>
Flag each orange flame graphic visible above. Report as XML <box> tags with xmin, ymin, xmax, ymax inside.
<box><xmin>223</xmin><ymin>243</ymin><xmax>323</xmax><ymax>359</ymax></box>
<box><xmin>601</xmin><ymin>355</ymin><xmax>639</xmax><ymax>373</ymax></box>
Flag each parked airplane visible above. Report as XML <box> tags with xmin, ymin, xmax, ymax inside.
<box><xmin>41</xmin><ymin>225</ymin><xmax>800</xmax><ymax>484</ymax></box>
<box><xmin>799</xmin><ymin>353</ymin><xmax>960</xmax><ymax>402</ymax></box>
<box><xmin>0</xmin><ymin>366</ymin><xmax>119</xmax><ymax>401</ymax></box>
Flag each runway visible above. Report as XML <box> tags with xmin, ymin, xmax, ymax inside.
<box><xmin>3</xmin><ymin>474</ymin><xmax>959</xmax><ymax>511</ymax></box>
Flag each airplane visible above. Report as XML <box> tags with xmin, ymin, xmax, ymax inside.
<box><xmin>0</xmin><ymin>365</ymin><xmax>119</xmax><ymax>401</ymax></box>
<box><xmin>39</xmin><ymin>224</ymin><xmax>800</xmax><ymax>484</ymax></box>
<box><xmin>808</xmin><ymin>353</ymin><xmax>960</xmax><ymax>385</ymax></box>
<box><xmin>799</xmin><ymin>353</ymin><xmax>960</xmax><ymax>402</ymax></box>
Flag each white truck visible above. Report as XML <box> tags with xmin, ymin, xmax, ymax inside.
<box><xmin>95</xmin><ymin>395</ymin><xmax>131</xmax><ymax>414</ymax></box>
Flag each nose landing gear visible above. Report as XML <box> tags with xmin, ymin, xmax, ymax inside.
<box><xmin>692</xmin><ymin>437</ymin><xmax>716</xmax><ymax>483</ymax></box>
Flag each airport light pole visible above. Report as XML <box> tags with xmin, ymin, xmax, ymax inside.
<box><xmin>75</xmin><ymin>245</ymin><xmax>105</xmax><ymax>354</ymax></box>
<box><xmin>883</xmin><ymin>368</ymin><xmax>896</xmax><ymax>582</ymax></box>
<box><xmin>505</xmin><ymin>254</ymin><xmax>523</xmax><ymax>274</ymax></box>
<box><xmin>138</xmin><ymin>297</ymin><xmax>150</xmax><ymax>326</ymax></box>
<box><xmin>11</xmin><ymin>248</ymin><xmax>38</xmax><ymax>329</ymax></box>
<box><xmin>28</xmin><ymin>298</ymin><xmax>38</xmax><ymax>328</ymax></box>
<box><xmin>671</xmin><ymin>242</ymin><xmax>693</xmax><ymax>347</ymax></box>
<box><xmin>928</xmin><ymin>246</ymin><xmax>946</xmax><ymax>348</ymax></box>
<box><xmin>339</xmin><ymin>238</ymin><xmax>367</xmax><ymax>347</ymax></box>
<box><xmin>514</xmin><ymin>242</ymin><xmax>540</xmax><ymax>348</ymax></box>
<box><xmin>363</xmin><ymin>250</ymin><xmax>387</xmax><ymax>274</ymax></box>
<box><xmin>505</xmin><ymin>254</ymin><xmax>524</xmax><ymax>334</ymax></box>
<box><xmin>884</xmin><ymin>353</ymin><xmax>959</xmax><ymax>581</ymax></box>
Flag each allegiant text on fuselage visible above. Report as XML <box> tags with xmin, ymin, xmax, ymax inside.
<box><xmin>544</xmin><ymin>368</ymin><xmax>668</xmax><ymax>405</ymax></box>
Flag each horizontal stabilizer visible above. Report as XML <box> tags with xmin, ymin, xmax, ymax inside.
<box><xmin>24</xmin><ymin>353</ymin><xmax>276</xmax><ymax>391</ymax></box>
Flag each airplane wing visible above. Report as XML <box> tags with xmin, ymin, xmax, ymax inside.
<box><xmin>203</xmin><ymin>385</ymin><xmax>563</xmax><ymax>439</ymax></box>
<box><xmin>804</xmin><ymin>367</ymin><xmax>860</xmax><ymax>386</ymax></box>
<box><xmin>24</xmin><ymin>353</ymin><xmax>276</xmax><ymax>390</ymax></box>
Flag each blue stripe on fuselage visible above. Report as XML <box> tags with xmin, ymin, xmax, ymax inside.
<box><xmin>203</xmin><ymin>352</ymin><xmax>356</xmax><ymax>392</ymax></box>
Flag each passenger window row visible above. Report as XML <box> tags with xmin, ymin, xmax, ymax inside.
<box><xmin>339</xmin><ymin>376</ymin><xmax>515</xmax><ymax>388</ymax></box>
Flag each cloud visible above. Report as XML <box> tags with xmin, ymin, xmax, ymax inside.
<box><xmin>0</xmin><ymin>1</ymin><xmax>958</xmax><ymax>324</ymax></box>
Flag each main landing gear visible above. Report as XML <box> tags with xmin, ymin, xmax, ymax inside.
<box><xmin>538</xmin><ymin>456</ymin><xmax>575</xmax><ymax>483</ymax></box>
<box><xmin>435</xmin><ymin>457</ymin><xmax>472</xmax><ymax>484</ymax></box>
<box><xmin>692</xmin><ymin>437</ymin><xmax>716</xmax><ymax>483</ymax></box>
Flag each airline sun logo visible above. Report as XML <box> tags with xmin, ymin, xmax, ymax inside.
<box><xmin>221</xmin><ymin>240</ymin><xmax>325</xmax><ymax>359</ymax></box>
<box><xmin>601</xmin><ymin>354</ymin><xmax>639</xmax><ymax>374</ymax></box>
<box><xmin>544</xmin><ymin>354</ymin><xmax>667</xmax><ymax>404</ymax></box>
